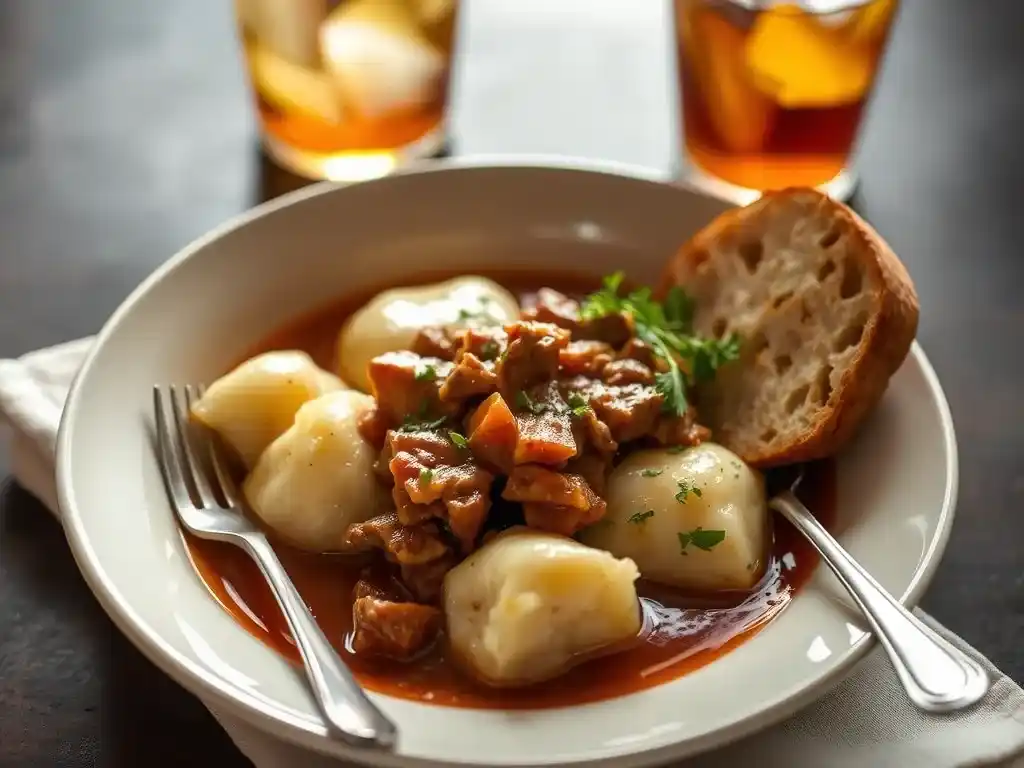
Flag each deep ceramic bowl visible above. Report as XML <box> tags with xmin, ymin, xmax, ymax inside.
<box><xmin>56</xmin><ymin>158</ymin><xmax>956</xmax><ymax>767</ymax></box>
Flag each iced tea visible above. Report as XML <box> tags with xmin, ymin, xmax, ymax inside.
<box><xmin>235</xmin><ymin>0</ymin><xmax>457</xmax><ymax>180</ymax></box>
<box><xmin>676</xmin><ymin>0</ymin><xmax>897</xmax><ymax>196</ymax></box>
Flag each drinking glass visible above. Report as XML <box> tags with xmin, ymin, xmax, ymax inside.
<box><xmin>674</xmin><ymin>0</ymin><xmax>898</xmax><ymax>202</ymax></box>
<box><xmin>235</xmin><ymin>0</ymin><xmax>458</xmax><ymax>181</ymax></box>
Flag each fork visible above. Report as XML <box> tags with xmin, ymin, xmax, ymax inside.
<box><xmin>770</xmin><ymin>468</ymin><xmax>989</xmax><ymax>713</ymax></box>
<box><xmin>153</xmin><ymin>384</ymin><xmax>398</xmax><ymax>749</ymax></box>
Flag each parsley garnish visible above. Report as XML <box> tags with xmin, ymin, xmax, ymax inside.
<box><xmin>641</xmin><ymin>468</ymin><xmax>663</xmax><ymax>477</ymax></box>
<box><xmin>516</xmin><ymin>390</ymin><xmax>549</xmax><ymax>415</ymax></box>
<box><xmin>628</xmin><ymin>510</ymin><xmax>655</xmax><ymax>524</ymax></box>
<box><xmin>677</xmin><ymin>527</ymin><xmax>726</xmax><ymax>555</ymax></box>
<box><xmin>666</xmin><ymin>445</ymin><xmax>687</xmax><ymax>454</ymax></box>
<box><xmin>398</xmin><ymin>414</ymin><xmax>448</xmax><ymax>433</ymax></box>
<box><xmin>479</xmin><ymin>340</ymin><xmax>500</xmax><ymax>360</ymax></box>
<box><xmin>674</xmin><ymin>479</ymin><xmax>703</xmax><ymax>503</ymax></box>
<box><xmin>419</xmin><ymin>468</ymin><xmax>434</xmax><ymax>485</ymax></box>
<box><xmin>580</xmin><ymin>272</ymin><xmax>740</xmax><ymax>416</ymax></box>
<box><xmin>414</xmin><ymin>363</ymin><xmax>438</xmax><ymax>382</ymax></box>
<box><xmin>448</xmin><ymin>431</ymin><xmax>469</xmax><ymax>449</ymax></box>
<box><xmin>567</xmin><ymin>392</ymin><xmax>591</xmax><ymax>418</ymax></box>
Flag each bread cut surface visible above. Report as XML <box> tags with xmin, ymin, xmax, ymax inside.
<box><xmin>661</xmin><ymin>187</ymin><xmax>919</xmax><ymax>467</ymax></box>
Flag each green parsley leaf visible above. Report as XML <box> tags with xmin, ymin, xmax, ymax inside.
<box><xmin>567</xmin><ymin>392</ymin><xmax>591</xmax><ymax>418</ymax></box>
<box><xmin>479</xmin><ymin>340</ymin><xmax>500</xmax><ymax>360</ymax></box>
<box><xmin>677</xmin><ymin>531</ymin><xmax>692</xmax><ymax>555</ymax></box>
<box><xmin>448</xmin><ymin>431</ymin><xmax>469</xmax><ymax>449</ymax></box>
<box><xmin>640</xmin><ymin>468</ymin><xmax>663</xmax><ymax>477</ymax></box>
<box><xmin>418</xmin><ymin>467</ymin><xmax>434</xmax><ymax>485</ymax></box>
<box><xmin>678</xmin><ymin>527</ymin><xmax>726</xmax><ymax>555</ymax></box>
<box><xmin>666</xmin><ymin>445</ymin><xmax>687</xmax><ymax>454</ymax></box>
<box><xmin>515</xmin><ymin>389</ymin><xmax>549</xmax><ymax>415</ymax></box>
<box><xmin>398</xmin><ymin>414</ymin><xmax>448</xmax><ymax>433</ymax></box>
<box><xmin>414</xmin><ymin>363</ymin><xmax>438</xmax><ymax>382</ymax></box>
<box><xmin>675</xmin><ymin>480</ymin><xmax>694</xmax><ymax>503</ymax></box>
<box><xmin>627</xmin><ymin>510</ymin><xmax>655</xmax><ymax>524</ymax></box>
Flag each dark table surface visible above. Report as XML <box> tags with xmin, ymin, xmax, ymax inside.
<box><xmin>2</xmin><ymin>1</ymin><xmax>1023</xmax><ymax>766</ymax></box>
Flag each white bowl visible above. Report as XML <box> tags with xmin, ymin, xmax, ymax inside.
<box><xmin>56</xmin><ymin>157</ymin><xmax>957</xmax><ymax>767</ymax></box>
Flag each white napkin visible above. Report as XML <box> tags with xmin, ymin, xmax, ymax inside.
<box><xmin>3</xmin><ymin>339</ymin><xmax>1024</xmax><ymax>768</ymax></box>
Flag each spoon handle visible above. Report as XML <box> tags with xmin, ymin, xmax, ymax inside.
<box><xmin>770</xmin><ymin>490</ymin><xmax>989</xmax><ymax>713</ymax></box>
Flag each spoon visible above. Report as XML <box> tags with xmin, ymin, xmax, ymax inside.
<box><xmin>769</xmin><ymin>468</ymin><xmax>989</xmax><ymax>713</ymax></box>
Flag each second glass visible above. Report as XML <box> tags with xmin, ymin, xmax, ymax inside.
<box><xmin>235</xmin><ymin>0</ymin><xmax>458</xmax><ymax>181</ymax></box>
<box><xmin>675</xmin><ymin>0</ymin><xmax>897</xmax><ymax>201</ymax></box>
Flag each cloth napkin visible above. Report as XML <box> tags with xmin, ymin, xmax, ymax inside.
<box><xmin>3</xmin><ymin>340</ymin><xmax>1024</xmax><ymax>768</ymax></box>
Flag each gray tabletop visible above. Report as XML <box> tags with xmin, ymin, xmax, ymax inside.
<box><xmin>2</xmin><ymin>1</ymin><xmax>1023</xmax><ymax>765</ymax></box>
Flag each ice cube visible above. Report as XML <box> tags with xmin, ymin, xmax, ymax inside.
<box><xmin>845</xmin><ymin>0</ymin><xmax>896</xmax><ymax>44</ymax></box>
<box><xmin>745</xmin><ymin>7</ymin><xmax>875</xmax><ymax>108</ymax></box>
<box><xmin>247</xmin><ymin>40</ymin><xmax>345</xmax><ymax>124</ymax></box>
<box><xmin>241</xmin><ymin>0</ymin><xmax>327</xmax><ymax>68</ymax></box>
<box><xmin>684</xmin><ymin>8</ymin><xmax>774</xmax><ymax>154</ymax></box>
<box><xmin>320</xmin><ymin>0</ymin><xmax>445</xmax><ymax>120</ymax></box>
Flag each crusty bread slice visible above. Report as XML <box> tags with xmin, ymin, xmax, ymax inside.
<box><xmin>660</xmin><ymin>187</ymin><xmax>919</xmax><ymax>468</ymax></box>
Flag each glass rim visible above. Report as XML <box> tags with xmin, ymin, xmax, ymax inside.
<box><xmin>708</xmin><ymin>0</ymin><xmax>881</xmax><ymax>13</ymax></box>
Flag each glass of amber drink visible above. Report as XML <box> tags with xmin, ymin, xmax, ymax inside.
<box><xmin>235</xmin><ymin>0</ymin><xmax>457</xmax><ymax>181</ymax></box>
<box><xmin>675</xmin><ymin>0</ymin><xmax>897</xmax><ymax>201</ymax></box>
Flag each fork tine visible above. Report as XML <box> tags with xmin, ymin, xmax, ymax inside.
<box><xmin>169</xmin><ymin>385</ymin><xmax>218</xmax><ymax>509</ymax></box>
<box><xmin>154</xmin><ymin>386</ymin><xmax>193</xmax><ymax>510</ymax></box>
<box><xmin>186</xmin><ymin>384</ymin><xmax>242</xmax><ymax>509</ymax></box>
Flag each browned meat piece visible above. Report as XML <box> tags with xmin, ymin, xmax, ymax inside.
<box><xmin>522</xmin><ymin>496</ymin><xmax>608</xmax><ymax>537</ymax></box>
<box><xmin>575</xmin><ymin>407</ymin><xmax>618</xmax><ymax>456</ymax></box>
<box><xmin>367</xmin><ymin>351</ymin><xmax>457</xmax><ymax>424</ymax></box>
<box><xmin>559</xmin><ymin>340</ymin><xmax>614</xmax><ymax>377</ymax></box>
<box><xmin>496</xmin><ymin>321</ymin><xmax>571</xmax><ymax>399</ymax></box>
<box><xmin>352</xmin><ymin>574</ymin><xmax>411</xmax><ymax>603</ymax></box>
<box><xmin>602</xmin><ymin>358</ymin><xmax>655</xmax><ymax>386</ymax></box>
<box><xmin>589</xmin><ymin>383</ymin><xmax>664</xmax><ymax>443</ymax></box>
<box><xmin>513</xmin><ymin>382</ymin><xmax>578</xmax><ymax>466</ymax></box>
<box><xmin>653</xmin><ymin>411</ymin><xmax>712</xmax><ymax>448</ymax></box>
<box><xmin>444</xmin><ymin>483</ymin><xmax>492</xmax><ymax>552</ymax></box>
<box><xmin>522</xmin><ymin>288</ymin><xmax>582</xmax><ymax>331</ymax></box>
<box><xmin>351</xmin><ymin>597</ymin><xmax>441</xmax><ymax>660</ymax></box>
<box><xmin>503</xmin><ymin>465</ymin><xmax>600</xmax><ymax>511</ymax></box>
<box><xmin>400</xmin><ymin>555</ymin><xmax>457</xmax><ymax>603</ymax></box>
<box><xmin>467</xmin><ymin>393</ymin><xmax>518</xmax><ymax>473</ymax></box>
<box><xmin>456</xmin><ymin>327</ymin><xmax>507</xmax><ymax>363</ymax></box>
<box><xmin>344</xmin><ymin>512</ymin><xmax>449</xmax><ymax>565</ymax></box>
<box><xmin>357</xmin><ymin>405</ymin><xmax>392</xmax><ymax>450</ymax></box>
<box><xmin>565</xmin><ymin>453</ymin><xmax>612</xmax><ymax>497</ymax></box>
<box><xmin>577</xmin><ymin>312</ymin><xmax>633</xmax><ymax>348</ymax></box>
<box><xmin>439</xmin><ymin>353</ymin><xmax>498</xmax><ymax>403</ymax></box>
<box><xmin>388</xmin><ymin>428</ymin><xmax>465</xmax><ymax>470</ymax></box>
<box><xmin>411</xmin><ymin>327</ymin><xmax>458</xmax><ymax>361</ymax></box>
<box><xmin>618</xmin><ymin>338</ymin><xmax>658</xmax><ymax>369</ymax></box>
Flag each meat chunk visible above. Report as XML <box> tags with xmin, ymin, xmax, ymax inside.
<box><xmin>577</xmin><ymin>312</ymin><xmax>633</xmax><ymax>348</ymax></box>
<box><xmin>367</xmin><ymin>351</ymin><xmax>456</xmax><ymax>424</ymax></box>
<box><xmin>589</xmin><ymin>383</ymin><xmax>664</xmax><ymax>443</ymax></box>
<box><xmin>559</xmin><ymin>340</ymin><xmax>613</xmax><ymax>377</ymax></box>
<box><xmin>351</xmin><ymin>597</ymin><xmax>441</xmax><ymax>660</ymax></box>
<box><xmin>411</xmin><ymin>327</ymin><xmax>458</xmax><ymax>361</ymax></box>
<box><xmin>653</xmin><ymin>411</ymin><xmax>712</xmax><ymax>448</ymax></box>
<box><xmin>618</xmin><ymin>338</ymin><xmax>658</xmax><ymax>369</ymax></box>
<box><xmin>344</xmin><ymin>512</ymin><xmax>449</xmax><ymax>565</ymax></box>
<box><xmin>522</xmin><ymin>288</ymin><xmax>582</xmax><ymax>331</ymax></box>
<box><xmin>400</xmin><ymin>555</ymin><xmax>457</xmax><ymax>603</ymax></box>
<box><xmin>467</xmin><ymin>392</ymin><xmax>518</xmax><ymax>473</ymax></box>
<box><xmin>513</xmin><ymin>382</ymin><xmax>578</xmax><ymax>466</ymax></box>
<box><xmin>357</xmin><ymin>405</ymin><xmax>392</xmax><ymax>450</ymax></box>
<box><xmin>439</xmin><ymin>353</ymin><xmax>498</xmax><ymax>403</ymax></box>
<box><xmin>602</xmin><ymin>358</ymin><xmax>655</xmax><ymax>386</ymax></box>
<box><xmin>456</xmin><ymin>327</ymin><xmax>507</xmax><ymax>363</ymax></box>
<box><xmin>574</xmin><ymin>407</ymin><xmax>618</xmax><ymax>456</ymax></box>
<box><xmin>496</xmin><ymin>321</ymin><xmax>571</xmax><ymax>399</ymax></box>
<box><xmin>503</xmin><ymin>465</ymin><xmax>600</xmax><ymax>511</ymax></box>
<box><xmin>565</xmin><ymin>453</ymin><xmax>612</xmax><ymax>497</ymax></box>
<box><xmin>352</xmin><ymin>574</ymin><xmax>411</xmax><ymax>603</ymax></box>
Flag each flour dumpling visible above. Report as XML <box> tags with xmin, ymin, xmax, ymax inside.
<box><xmin>580</xmin><ymin>443</ymin><xmax>769</xmax><ymax>592</ymax></box>
<box><xmin>336</xmin><ymin>276</ymin><xmax>519</xmax><ymax>391</ymax></box>
<box><xmin>443</xmin><ymin>529</ymin><xmax>642</xmax><ymax>687</ymax></box>
<box><xmin>191</xmin><ymin>350</ymin><xmax>347</xmax><ymax>469</ymax></box>
<box><xmin>243</xmin><ymin>390</ymin><xmax>383</xmax><ymax>552</ymax></box>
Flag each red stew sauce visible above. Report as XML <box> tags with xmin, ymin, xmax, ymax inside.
<box><xmin>183</xmin><ymin>270</ymin><xmax>836</xmax><ymax>709</ymax></box>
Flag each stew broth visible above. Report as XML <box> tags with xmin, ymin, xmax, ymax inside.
<box><xmin>184</xmin><ymin>270</ymin><xmax>836</xmax><ymax>709</ymax></box>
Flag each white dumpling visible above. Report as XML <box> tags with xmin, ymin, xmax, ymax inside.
<box><xmin>444</xmin><ymin>529</ymin><xmax>641</xmax><ymax>687</ymax></box>
<box><xmin>580</xmin><ymin>443</ymin><xmax>768</xmax><ymax>592</ymax></box>
<box><xmin>337</xmin><ymin>276</ymin><xmax>519</xmax><ymax>391</ymax></box>
<box><xmin>243</xmin><ymin>390</ymin><xmax>384</xmax><ymax>552</ymax></box>
<box><xmin>191</xmin><ymin>351</ymin><xmax>347</xmax><ymax>469</ymax></box>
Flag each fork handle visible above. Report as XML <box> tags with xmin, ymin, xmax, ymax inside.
<box><xmin>770</xmin><ymin>491</ymin><xmax>989</xmax><ymax>713</ymax></box>
<box><xmin>240</xmin><ymin>532</ymin><xmax>398</xmax><ymax>748</ymax></box>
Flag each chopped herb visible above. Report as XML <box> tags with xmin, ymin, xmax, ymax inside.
<box><xmin>627</xmin><ymin>510</ymin><xmax>655</xmax><ymax>524</ymax></box>
<box><xmin>674</xmin><ymin>479</ymin><xmax>701</xmax><ymax>503</ymax></box>
<box><xmin>398</xmin><ymin>414</ymin><xmax>448</xmax><ymax>433</ymax></box>
<box><xmin>678</xmin><ymin>527</ymin><xmax>726</xmax><ymax>555</ymax></box>
<box><xmin>448</xmin><ymin>431</ymin><xmax>469</xmax><ymax>450</ymax></box>
<box><xmin>567</xmin><ymin>392</ymin><xmax>591</xmax><ymax>418</ymax></box>
<box><xmin>414</xmin><ymin>363</ymin><xmax>438</xmax><ymax>382</ymax></box>
<box><xmin>516</xmin><ymin>389</ymin><xmax>548</xmax><ymax>415</ymax></box>
<box><xmin>640</xmin><ymin>468</ymin><xmax>663</xmax><ymax>477</ymax></box>
<box><xmin>479</xmin><ymin>340</ymin><xmax>500</xmax><ymax>360</ymax></box>
<box><xmin>666</xmin><ymin>444</ymin><xmax>687</xmax><ymax>454</ymax></box>
<box><xmin>418</xmin><ymin>468</ymin><xmax>434</xmax><ymax>485</ymax></box>
<box><xmin>580</xmin><ymin>272</ymin><xmax>740</xmax><ymax>416</ymax></box>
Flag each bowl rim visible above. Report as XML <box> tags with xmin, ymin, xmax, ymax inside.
<box><xmin>55</xmin><ymin>155</ymin><xmax>959</xmax><ymax>766</ymax></box>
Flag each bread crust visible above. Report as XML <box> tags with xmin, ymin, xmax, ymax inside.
<box><xmin>659</xmin><ymin>187</ymin><xmax>919</xmax><ymax>467</ymax></box>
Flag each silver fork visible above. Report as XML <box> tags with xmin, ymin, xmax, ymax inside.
<box><xmin>153</xmin><ymin>384</ymin><xmax>398</xmax><ymax>749</ymax></box>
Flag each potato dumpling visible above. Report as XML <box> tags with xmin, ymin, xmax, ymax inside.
<box><xmin>580</xmin><ymin>443</ymin><xmax>769</xmax><ymax>592</ymax></box>
<box><xmin>191</xmin><ymin>350</ymin><xmax>346</xmax><ymax>469</ymax></box>
<box><xmin>337</xmin><ymin>276</ymin><xmax>519</xmax><ymax>391</ymax></box>
<box><xmin>243</xmin><ymin>390</ymin><xmax>383</xmax><ymax>552</ymax></box>
<box><xmin>444</xmin><ymin>529</ymin><xmax>641</xmax><ymax>687</ymax></box>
